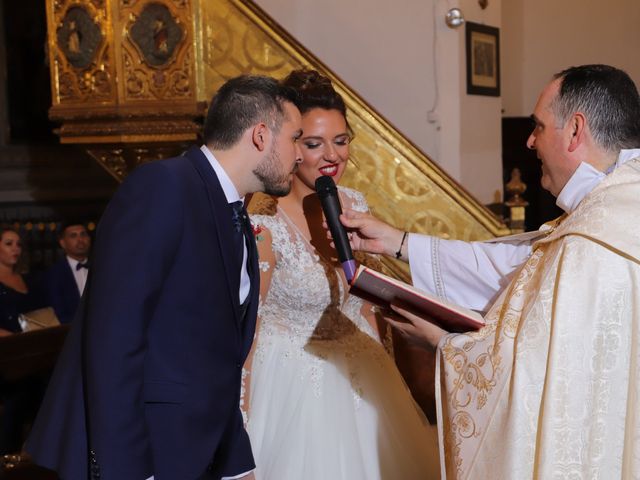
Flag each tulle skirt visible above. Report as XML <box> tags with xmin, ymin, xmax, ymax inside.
<box><xmin>247</xmin><ymin>328</ymin><xmax>440</xmax><ymax>479</ymax></box>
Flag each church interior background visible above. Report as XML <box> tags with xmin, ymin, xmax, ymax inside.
<box><xmin>0</xmin><ymin>0</ymin><xmax>638</xmax><ymax>475</ymax></box>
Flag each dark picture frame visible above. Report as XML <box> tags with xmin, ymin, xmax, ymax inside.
<box><xmin>465</xmin><ymin>22</ymin><xmax>500</xmax><ymax>96</ymax></box>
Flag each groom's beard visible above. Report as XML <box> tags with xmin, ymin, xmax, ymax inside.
<box><xmin>253</xmin><ymin>145</ymin><xmax>297</xmax><ymax>197</ymax></box>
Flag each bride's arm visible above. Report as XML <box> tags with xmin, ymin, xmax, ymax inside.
<box><xmin>240</xmin><ymin>225</ymin><xmax>276</xmax><ymax>425</ymax></box>
<box><xmin>338</xmin><ymin>187</ymin><xmax>393</xmax><ymax>348</ymax></box>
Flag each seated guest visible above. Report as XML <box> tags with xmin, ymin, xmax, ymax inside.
<box><xmin>0</xmin><ymin>225</ymin><xmax>45</xmax><ymax>335</ymax></box>
<box><xmin>44</xmin><ymin>222</ymin><xmax>91</xmax><ymax>324</ymax></box>
<box><xmin>0</xmin><ymin>225</ymin><xmax>47</xmax><ymax>454</ymax></box>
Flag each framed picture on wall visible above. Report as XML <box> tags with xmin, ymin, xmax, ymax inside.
<box><xmin>465</xmin><ymin>22</ymin><xmax>500</xmax><ymax>96</ymax></box>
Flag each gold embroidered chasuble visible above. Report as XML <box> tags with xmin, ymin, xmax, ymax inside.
<box><xmin>436</xmin><ymin>157</ymin><xmax>640</xmax><ymax>479</ymax></box>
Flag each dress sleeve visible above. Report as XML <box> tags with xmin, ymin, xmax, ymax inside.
<box><xmin>337</xmin><ymin>188</ymin><xmax>392</xmax><ymax>342</ymax></box>
<box><xmin>240</xmin><ymin>215</ymin><xmax>276</xmax><ymax>425</ymax></box>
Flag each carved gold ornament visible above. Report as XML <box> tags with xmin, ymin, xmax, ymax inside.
<box><xmin>44</xmin><ymin>0</ymin><xmax>512</xmax><ymax>256</ymax></box>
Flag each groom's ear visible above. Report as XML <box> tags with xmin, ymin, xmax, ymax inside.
<box><xmin>252</xmin><ymin>123</ymin><xmax>269</xmax><ymax>152</ymax></box>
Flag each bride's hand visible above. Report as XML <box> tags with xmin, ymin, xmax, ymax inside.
<box><xmin>382</xmin><ymin>304</ymin><xmax>448</xmax><ymax>351</ymax></box>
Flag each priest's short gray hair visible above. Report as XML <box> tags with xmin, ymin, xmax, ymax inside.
<box><xmin>552</xmin><ymin>64</ymin><xmax>640</xmax><ymax>152</ymax></box>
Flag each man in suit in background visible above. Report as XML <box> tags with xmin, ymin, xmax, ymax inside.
<box><xmin>44</xmin><ymin>222</ymin><xmax>91</xmax><ymax>324</ymax></box>
<box><xmin>26</xmin><ymin>75</ymin><xmax>303</xmax><ymax>480</ymax></box>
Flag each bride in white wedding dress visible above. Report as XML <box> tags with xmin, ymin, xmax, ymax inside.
<box><xmin>243</xmin><ymin>69</ymin><xmax>440</xmax><ymax>480</ymax></box>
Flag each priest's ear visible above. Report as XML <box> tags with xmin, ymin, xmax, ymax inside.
<box><xmin>567</xmin><ymin>112</ymin><xmax>587</xmax><ymax>153</ymax></box>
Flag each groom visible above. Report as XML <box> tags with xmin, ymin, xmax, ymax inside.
<box><xmin>26</xmin><ymin>75</ymin><xmax>303</xmax><ymax>479</ymax></box>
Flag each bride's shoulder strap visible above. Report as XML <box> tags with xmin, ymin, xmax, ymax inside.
<box><xmin>247</xmin><ymin>192</ymin><xmax>278</xmax><ymax>216</ymax></box>
<box><xmin>337</xmin><ymin>185</ymin><xmax>368</xmax><ymax>212</ymax></box>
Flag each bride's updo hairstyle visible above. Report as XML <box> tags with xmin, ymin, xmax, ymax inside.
<box><xmin>281</xmin><ymin>69</ymin><xmax>352</xmax><ymax>136</ymax></box>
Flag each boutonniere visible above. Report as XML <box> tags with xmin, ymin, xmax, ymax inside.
<box><xmin>251</xmin><ymin>223</ymin><xmax>264</xmax><ymax>242</ymax></box>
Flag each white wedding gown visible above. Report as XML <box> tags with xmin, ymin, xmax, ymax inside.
<box><xmin>245</xmin><ymin>187</ymin><xmax>440</xmax><ymax>480</ymax></box>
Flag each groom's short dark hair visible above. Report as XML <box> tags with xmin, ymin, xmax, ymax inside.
<box><xmin>203</xmin><ymin>75</ymin><xmax>300</xmax><ymax>150</ymax></box>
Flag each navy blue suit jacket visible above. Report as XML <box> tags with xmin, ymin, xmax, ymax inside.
<box><xmin>44</xmin><ymin>256</ymin><xmax>81</xmax><ymax>324</ymax></box>
<box><xmin>26</xmin><ymin>147</ymin><xmax>259</xmax><ymax>479</ymax></box>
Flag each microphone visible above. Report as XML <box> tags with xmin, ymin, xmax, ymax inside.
<box><xmin>315</xmin><ymin>175</ymin><xmax>357</xmax><ymax>283</ymax></box>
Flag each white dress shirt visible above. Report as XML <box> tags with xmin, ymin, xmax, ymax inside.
<box><xmin>66</xmin><ymin>256</ymin><xmax>89</xmax><ymax>295</ymax></box>
<box><xmin>201</xmin><ymin>145</ymin><xmax>250</xmax><ymax>304</ymax></box>
<box><xmin>408</xmin><ymin>148</ymin><xmax>640</xmax><ymax>313</ymax></box>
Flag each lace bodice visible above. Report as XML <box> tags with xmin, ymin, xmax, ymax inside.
<box><xmin>252</xmin><ymin>187</ymin><xmax>378</xmax><ymax>345</ymax></box>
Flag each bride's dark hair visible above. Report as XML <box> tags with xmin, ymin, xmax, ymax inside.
<box><xmin>281</xmin><ymin>69</ymin><xmax>352</xmax><ymax>135</ymax></box>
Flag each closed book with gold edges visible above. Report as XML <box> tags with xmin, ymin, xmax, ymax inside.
<box><xmin>349</xmin><ymin>264</ymin><xmax>485</xmax><ymax>332</ymax></box>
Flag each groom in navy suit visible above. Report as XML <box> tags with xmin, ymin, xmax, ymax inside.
<box><xmin>26</xmin><ymin>75</ymin><xmax>303</xmax><ymax>480</ymax></box>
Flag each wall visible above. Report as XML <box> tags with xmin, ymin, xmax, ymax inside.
<box><xmin>458</xmin><ymin>0</ymin><xmax>503</xmax><ymax>203</ymax></box>
<box><xmin>501</xmin><ymin>0</ymin><xmax>640</xmax><ymax>117</ymax></box>
<box><xmin>254</xmin><ymin>0</ymin><xmax>504</xmax><ymax>204</ymax></box>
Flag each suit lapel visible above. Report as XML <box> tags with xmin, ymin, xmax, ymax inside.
<box><xmin>185</xmin><ymin>146</ymin><xmax>244</xmax><ymax>329</ymax></box>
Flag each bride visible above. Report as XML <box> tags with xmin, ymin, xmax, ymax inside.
<box><xmin>243</xmin><ymin>69</ymin><xmax>440</xmax><ymax>479</ymax></box>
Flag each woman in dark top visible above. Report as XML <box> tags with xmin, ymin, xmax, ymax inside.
<box><xmin>0</xmin><ymin>225</ymin><xmax>47</xmax><ymax>454</ymax></box>
<box><xmin>0</xmin><ymin>225</ymin><xmax>43</xmax><ymax>335</ymax></box>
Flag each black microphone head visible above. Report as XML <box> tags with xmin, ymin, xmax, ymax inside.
<box><xmin>315</xmin><ymin>175</ymin><xmax>337</xmax><ymax>197</ymax></box>
<box><xmin>313</xmin><ymin>173</ymin><xmax>356</xmax><ymax>279</ymax></box>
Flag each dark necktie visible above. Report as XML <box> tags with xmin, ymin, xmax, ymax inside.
<box><xmin>230</xmin><ymin>200</ymin><xmax>246</xmax><ymax>274</ymax></box>
<box><xmin>230</xmin><ymin>201</ymin><xmax>251</xmax><ymax>320</ymax></box>
<box><xmin>230</xmin><ymin>201</ymin><xmax>244</xmax><ymax>234</ymax></box>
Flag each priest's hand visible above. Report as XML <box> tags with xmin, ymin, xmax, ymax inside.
<box><xmin>383</xmin><ymin>304</ymin><xmax>448</xmax><ymax>351</ymax></box>
<box><xmin>337</xmin><ymin>209</ymin><xmax>407</xmax><ymax>260</ymax></box>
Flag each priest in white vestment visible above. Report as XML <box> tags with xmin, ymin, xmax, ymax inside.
<box><xmin>341</xmin><ymin>64</ymin><xmax>640</xmax><ymax>479</ymax></box>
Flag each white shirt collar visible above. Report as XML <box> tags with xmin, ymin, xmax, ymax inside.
<box><xmin>65</xmin><ymin>255</ymin><xmax>88</xmax><ymax>295</ymax></box>
<box><xmin>555</xmin><ymin>162</ymin><xmax>605</xmax><ymax>213</ymax></box>
<box><xmin>616</xmin><ymin>148</ymin><xmax>640</xmax><ymax>167</ymax></box>
<box><xmin>66</xmin><ymin>255</ymin><xmax>87</xmax><ymax>269</ymax></box>
<box><xmin>200</xmin><ymin>145</ymin><xmax>243</xmax><ymax>204</ymax></box>
<box><xmin>556</xmin><ymin>148</ymin><xmax>640</xmax><ymax>213</ymax></box>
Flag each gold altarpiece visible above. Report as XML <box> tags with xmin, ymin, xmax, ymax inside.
<box><xmin>45</xmin><ymin>0</ymin><xmax>513</xmax><ymax>420</ymax></box>
<box><xmin>45</xmin><ymin>0</ymin><xmax>511</xmax><ymax>268</ymax></box>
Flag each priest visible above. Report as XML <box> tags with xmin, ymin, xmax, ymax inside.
<box><xmin>341</xmin><ymin>64</ymin><xmax>640</xmax><ymax>479</ymax></box>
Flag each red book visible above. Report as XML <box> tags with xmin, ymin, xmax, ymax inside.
<box><xmin>349</xmin><ymin>265</ymin><xmax>485</xmax><ymax>332</ymax></box>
